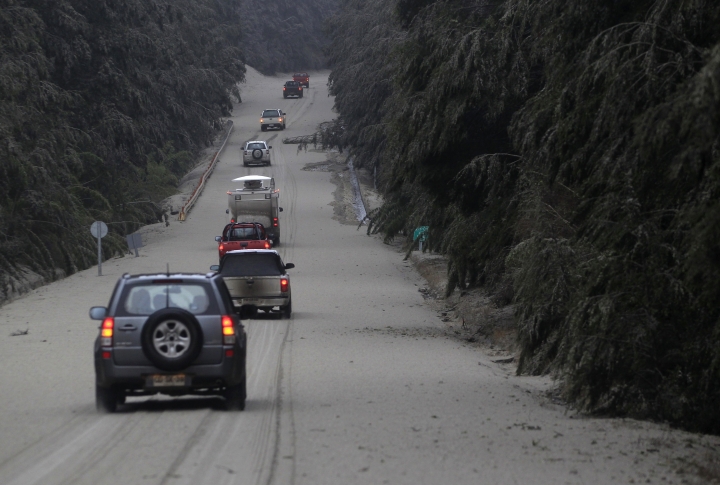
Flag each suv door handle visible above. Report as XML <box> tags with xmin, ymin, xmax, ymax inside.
<box><xmin>119</xmin><ymin>324</ymin><xmax>137</xmax><ymax>332</ymax></box>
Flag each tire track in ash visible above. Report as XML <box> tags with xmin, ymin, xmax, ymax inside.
<box><xmin>160</xmin><ymin>320</ymin><xmax>290</xmax><ymax>485</ymax></box>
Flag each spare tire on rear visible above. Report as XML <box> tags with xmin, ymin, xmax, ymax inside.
<box><xmin>252</xmin><ymin>149</ymin><xmax>263</xmax><ymax>160</ymax></box>
<box><xmin>141</xmin><ymin>308</ymin><xmax>203</xmax><ymax>371</ymax></box>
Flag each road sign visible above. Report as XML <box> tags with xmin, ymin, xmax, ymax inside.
<box><xmin>413</xmin><ymin>226</ymin><xmax>428</xmax><ymax>242</ymax></box>
<box><xmin>90</xmin><ymin>221</ymin><xmax>108</xmax><ymax>239</ymax></box>
<box><xmin>90</xmin><ymin>221</ymin><xmax>108</xmax><ymax>276</ymax></box>
<box><xmin>126</xmin><ymin>233</ymin><xmax>143</xmax><ymax>257</ymax></box>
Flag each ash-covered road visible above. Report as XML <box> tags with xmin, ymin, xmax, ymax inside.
<box><xmin>0</xmin><ymin>68</ymin><xmax>717</xmax><ymax>485</ymax></box>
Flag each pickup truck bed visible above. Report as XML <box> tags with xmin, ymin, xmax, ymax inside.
<box><xmin>215</xmin><ymin>250</ymin><xmax>294</xmax><ymax>318</ymax></box>
<box><xmin>216</xmin><ymin>223</ymin><xmax>271</xmax><ymax>260</ymax></box>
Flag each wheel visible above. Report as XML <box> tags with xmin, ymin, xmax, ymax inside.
<box><xmin>273</xmin><ymin>237</ymin><xmax>279</xmax><ymax>246</ymax></box>
<box><xmin>300</xmin><ymin>94</ymin><xmax>303</xmax><ymax>98</ymax></box>
<box><xmin>283</xmin><ymin>94</ymin><xmax>287</xmax><ymax>98</ymax></box>
<box><xmin>261</xmin><ymin>125</ymin><xmax>267</xmax><ymax>132</ymax></box>
<box><xmin>283</xmin><ymin>299</ymin><xmax>292</xmax><ymax>319</ymax></box>
<box><xmin>243</xmin><ymin>162</ymin><xmax>248</xmax><ymax>167</ymax></box>
<box><xmin>96</xmin><ymin>385</ymin><xmax>118</xmax><ymax>413</ymax></box>
<box><xmin>282</xmin><ymin>124</ymin><xmax>286</xmax><ymax>130</ymax></box>
<box><xmin>252</xmin><ymin>148</ymin><xmax>263</xmax><ymax>160</ymax></box>
<box><xmin>141</xmin><ymin>308</ymin><xmax>203</xmax><ymax>371</ymax></box>
<box><xmin>224</xmin><ymin>375</ymin><xmax>246</xmax><ymax>411</ymax></box>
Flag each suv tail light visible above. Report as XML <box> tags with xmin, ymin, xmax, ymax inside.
<box><xmin>101</xmin><ymin>317</ymin><xmax>114</xmax><ymax>347</ymax></box>
<box><xmin>273</xmin><ymin>217</ymin><xmax>278</xmax><ymax>227</ymax></box>
<box><xmin>221</xmin><ymin>315</ymin><xmax>236</xmax><ymax>345</ymax></box>
<box><xmin>280</xmin><ymin>278</ymin><xmax>289</xmax><ymax>292</ymax></box>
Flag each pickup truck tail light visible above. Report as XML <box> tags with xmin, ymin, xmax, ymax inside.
<box><xmin>222</xmin><ymin>315</ymin><xmax>236</xmax><ymax>345</ymax></box>
<box><xmin>280</xmin><ymin>278</ymin><xmax>289</xmax><ymax>292</ymax></box>
<box><xmin>264</xmin><ymin>242</ymin><xmax>270</xmax><ymax>249</ymax></box>
<box><xmin>273</xmin><ymin>217</ymin><xmax>278</xmax><ymax>227</ymax></box>
<box><xmin>101</xmin><ymin>317</ymin><xmax>114</xmax><ymax>347</ymax></box>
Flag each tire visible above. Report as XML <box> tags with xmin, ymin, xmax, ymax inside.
<box><xmin>224</xmin><ymin>375</ymin><xmax>246</xmax><ymax>411</ymax></box>
<box><xmin>283</xmin><ymin>94</ymin><xmax>287</xmax><ymax>98</ymax></box>
<box><xmin>282</xmin><ymin>124</ymin><xmax>286</xmax><ymax>130</ymax></box>
<box><xmin>141</xmin><ymin>308</ymin><xmax>203</xmax><ymax>372</ymax></box>
<box><xmin>252</xmin><ymin>148</ymin><xmax>263</xmax><ymax>160</ymax></box>
<box><xmin>261</xmin><ymin>125</ymin><xmax>267</xmax><ymax>132</ymax></box>
<box><xmin>96</xmin><ymin>385</ymin><xmax>118</xmax><ymax>413</ymax></box>
<box><xmin>300</xmin><ymin>94</ymin><xmax>303</xmax><ymax>98</ymax></box>
<box><xmin>243</xmin><ymin>162</ymin><xmax>248</xmax><ymax>167</ymax></box>
<box><xmin>283</xmin><ymin>299</ymin><xmax>292</xmax><ymax>319</ymax></box>
<box><xmin>273</xmin><ymin>236</ymin><xmax>279</xmax><ymax>247</ymax></box>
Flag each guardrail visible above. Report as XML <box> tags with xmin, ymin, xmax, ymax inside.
<box><xmin>177</xmin><ymin>120</ymin><xmax>234</xmax><ymax>221</ymax></box>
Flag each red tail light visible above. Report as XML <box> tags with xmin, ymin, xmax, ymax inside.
<box><xmin>101</xmin><ymin>317</ymin><xmax>114</xmax><ymax>346</ymax></box>
<box><xmin>231</xmin><ymin>218</ymin><xmax>235</xmax><ymax>223</ymax></box>
<box><xmin>283</xmin><ymin>87</ymin><xmax>286</xmax><ymax>90</ymax></box>
<box><xmin>264</xmin><ymin>242</ymin><xmax>270</xmax><ymax>249</ymax></box>
<box><xmin>273</xmin><ymin>217</ymin><xmax>278</xmax><ymax>227</ymax></box>
<box><xmin>221</xmin><ymin>315</ymin><xmax>236</xmax><ymax>344</ymax></box>
<box><xmin>280</xmin><ymin>278</ymin><xmax>289</xmax><ymax>292</ymax></box>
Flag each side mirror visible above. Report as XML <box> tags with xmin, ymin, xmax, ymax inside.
<box><xmin>279</xmin><ymin>207</ymin><xmax>284</xmax><ymax>212</ymax></box>
<box><xmin>284</xmin><ymin>263</ymin><xmax>295</xmax><ymax>270</ymax></box>
<box><xmin>209</xmin><ymin>265</ymin><xmax>220</xmax><ymax>272</ymax></box>
<box><xmin>215</xmin><ymin>236</ymin><xmax>222</xmax><ymax>242</ymax></box>
<box><xmin>89</xmin><ymin>307</ymin><xmax>107</xmax><ymax>321</ymax></box>
<box><xmin>268</xmin><ymin>146</ymin><xmax>272</xmax><ymax>149</ymax></box>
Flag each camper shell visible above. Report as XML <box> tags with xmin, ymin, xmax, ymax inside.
<box><xmin>227</xmin><ymin>176</ymin><xmax>282</xmax><ymax>246</ymax></box>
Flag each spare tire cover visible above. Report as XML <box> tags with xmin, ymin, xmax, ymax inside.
<box><xmin>141</xmin><ymin>308</ymin><xmax>203</xmax><ymax>371</ymax></box>
<box><xmin>252</xmin><ymin>149</ymin><xmax>264</xmax><ymax>160</ymax></box>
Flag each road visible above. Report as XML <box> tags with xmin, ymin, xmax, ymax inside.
<box><xmin>0</xmin><ymin>68</ymin><xmax>718</xmax><ymax>485</ymax></box>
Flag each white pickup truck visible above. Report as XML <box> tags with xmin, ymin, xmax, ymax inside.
<box><xmin>227</xmin><ymin>175</ymin><xmax>283</xmax><ymax>246</ymax></box>
<box><xmin>210</xmin><ymin>250</ymin><xmax>294</xmax><ymax>318</ymax></box>
<box><xmin>260</xmin><ymin>109</ymin><xmax>286</xmax><ymax>131</ymax></box>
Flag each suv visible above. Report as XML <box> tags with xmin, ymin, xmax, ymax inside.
<box><xmin>283</xmin><ymin>81</ymin><xmax>303</xmax><ymax>98</ymax></box>
<box><xmin>91</xmin><ymin>273</ymin><xmax>247</xmax><ymax>412</ymax></box>
<box><xmin>260</xmin><ymin>109</ymin><xmax>285</xmax><ymax>131</ymax></box>
<box><xmin>293</xmin><ymin>72</ymin><xmax>309</xmax><ymax>88</ymax></box>
<box><xmin>243</xmin><ymin>140</ymin><xmax>271</xmax><ymax>166</ymax></box>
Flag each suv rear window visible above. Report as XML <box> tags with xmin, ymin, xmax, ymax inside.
<box><xmin>120</xmin><ymin>283</ymin><xmax>217</xmax><ymax>316</ymax></box>
<box><xmin>220</xmin><ymin>253</ymin><xmax>284</xmax><ymax>276</ymax></box>
<box><xmin>246</xmin><ymin>142</ymin><xmax>266</xmax><ymax>150</ymax></box>
<box><xmin>262</xmin><ymin>110</ymin><xmax>280</xmax><ymax>117</ymax></box>
<box><xmin>285</xmin><ymin>81</ymin><xmax>299</xmax><ymax>86</ymax></box>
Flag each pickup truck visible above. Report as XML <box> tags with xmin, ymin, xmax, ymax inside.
<box><xmin>283</xmin><ymin>81</ymin><xmax>303</xmax><ymax>98</ymax></box>
<box><xmin>292</xmin><ymin>72</ymin><xmax>309</xmax><ymax>88</ymax></box>
<box><xmin>210</xmin><ymin>250</ymin><xmax>294</xmax><ymax>318</ymax></box>
<box><xmin>260</xmin><ymin>109</ymin><xmax>285</xmax><ymax>131</ymax></box>
<box><xmin>215</xmin><ymin>222</ymin><xmax>271</xmax><ymax>261</ymax></box>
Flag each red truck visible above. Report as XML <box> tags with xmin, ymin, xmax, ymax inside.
<box><xmin>215</xmin><ymin>222</ymin><xmax>271</xmax><ymax>260</ymax></box>
<box><xmin>292</xmin><ymin>72</ymin><xmax>309</xmax><ymax>88</ymax></box>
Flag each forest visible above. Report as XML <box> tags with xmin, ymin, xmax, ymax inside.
<box><xmin>0</xmin><ymin>0</ymin><xmax>334</xmax><ymax>300</ymax></box>
<box><xmin>325</xmin><ymin>0</ymin><xmax>720</xmax><ymax>432</ymax></box>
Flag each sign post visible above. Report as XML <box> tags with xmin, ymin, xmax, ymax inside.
<box><xmin>90</xmin><ymin>221</ymin><xmax>108</xmax><ymax>276</ymax></box>
<box><xmin>413</xmin><ymin>226</ymin><xmax>429</xmax><ymax>251</ymax></box>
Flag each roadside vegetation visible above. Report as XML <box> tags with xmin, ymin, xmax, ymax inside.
<box><xmin>0</xmin><ymin>0</ymin><xmax>244</xmax><ymax>297</ymax></box>
<box><xmin>240</xmin><ymin>0</ymin><xmax>337</xmax><ymax>75</ymax></box>
<box><xmin>326</xmin><ymin>0</ymin><xmax>720</xmax><ymax>433</ymax></box>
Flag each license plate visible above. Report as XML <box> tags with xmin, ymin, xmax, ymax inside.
<box><xmin>148</xmin><ymin>374</ymin><xmax>187</xmax><ymax>387</ymax></box>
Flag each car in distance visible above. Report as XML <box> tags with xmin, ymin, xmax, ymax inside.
<box><xmin>260</xmin><ymin>109</ymin><xmax>285</xmax><ymax>131</ymax></box>
<box><xmin>292</xmin><ymin>72</ymin><xmax>309</xmax><ymax>88</ymax></box>
<box><xmin>216</xmin><ymin>222</ymin><xmax>272</xmax><ymax>260</ymax></box>
<box><xmin>283</xmin><ymin>80</ymin><xmax>303</xmax><ymax>98</ymax></box>
<box><xmin>243</xmin><ymin>140</ymin><xmax>272</xmax><ymax>166</ymax></box>
<box><xmin>91</xmin><ymin>272</ymin><xmax>247</xmax><ymax>412</ymax></box>
<box><xmin>211</xmin><ymin>250</ymin><xmax>294</xmax><ymax>318</ymax></box>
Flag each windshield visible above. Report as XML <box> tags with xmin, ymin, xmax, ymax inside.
<box><xmin>262</xmin><ymin>110</ymin><xmax>280</xmax><ymax>118</ymax></box>
<box><xmin>122</xmin><ymin>283</ymin><xmax>213</xmax><ymax>315</ymax></box>
<box><xmin>220</xmin><ymin>253</ymin><xmax>284</xmax><ymax>277</ymax></box>
<box><xmin>246</xmin><ymin>143</ymin><xmax>266</xmax><ymax>150</ymax></box>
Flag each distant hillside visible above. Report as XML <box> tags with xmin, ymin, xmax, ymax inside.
<box><xmin>239</xmin><ymin>0</ymin><xmax>338</xmax><ymax>74</ymax></box>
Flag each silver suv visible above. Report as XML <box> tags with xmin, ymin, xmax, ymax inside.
<box><xmin>260</xmin><ymin>109</ymin><xmax>285</xmax><ymax>131</ymax></box>
<box><xmin>91</xmin><ymin>272</ymin><xmax>247</xmax><ymax>412</ymax></box>
<box><xmin>243</xmin><ymin>140</ymin><xmax>271</xmax><ymax>166</ymax></box>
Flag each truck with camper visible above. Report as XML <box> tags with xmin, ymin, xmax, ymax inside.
<box><xmin>227</xmin><ymin>175</ymin><xmax>283</xmax><ymax>246</ymax></box>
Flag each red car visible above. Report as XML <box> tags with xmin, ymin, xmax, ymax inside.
<box><xmin>215</xmin><ymin>222</ymin><xmax>271</xmax><ymax>260</ymax></box>
<box><xmin>292</xmin><ymin>72</ymin><xmax>309</xmax><ymax>88</ymax></box>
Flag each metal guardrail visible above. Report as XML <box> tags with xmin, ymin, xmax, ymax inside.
<box><xmin>177</xmin><ymin>120</ymin><xmax>234</xmax><ymax>221</ymax></box>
